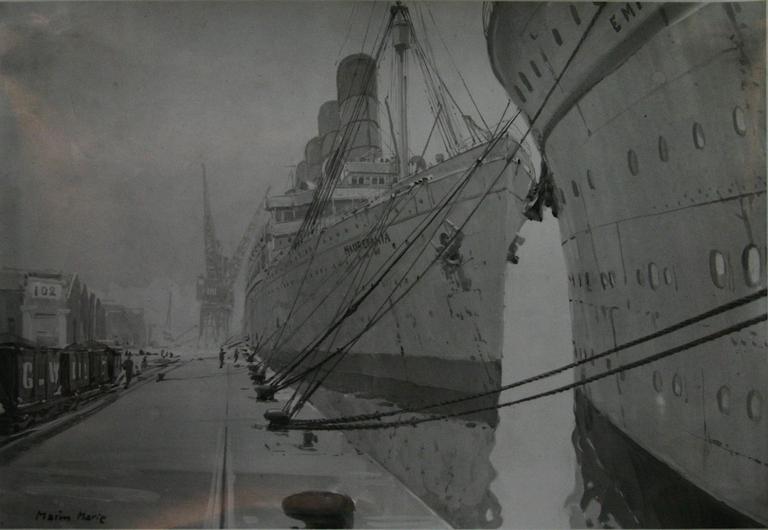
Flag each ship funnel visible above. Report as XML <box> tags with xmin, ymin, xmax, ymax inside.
<box><xmin>336</xmin><ymin>53</ymin><xmax>381</xmax><ymax>161</ymax></box>
<box><xmin>318</xmin><ymin>100</ymin><xmax>340</xmax><ymax>136</ymax></box>
<box><xmin>318</xmin><ymin>100</ymin><xmax>340</xmax><ymax>166</ymax></box>
<box><xmin>295</xmin><ymin>160</ymin><xmax>308</xmax><ymax>189</ymax></box>
<box><xmin>305</xmin><ymin>137</ymin><xmax>324</xmax><ymax>182</ymax></box>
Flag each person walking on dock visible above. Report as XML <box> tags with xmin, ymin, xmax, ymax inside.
<box><xmin>122</xmin><ymin>353</ymin><xmax>134</xmax><ymax>389</ymax></box>
<box><xmin>219</xmin><ymin>347</ymin><xmax>225</xmax><ymax>369</ymax></box>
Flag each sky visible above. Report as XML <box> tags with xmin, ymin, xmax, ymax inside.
<box><xmin>0</xmin><ymin>1</ymin><xmax>546</xmax><ymax>335</ymax></box>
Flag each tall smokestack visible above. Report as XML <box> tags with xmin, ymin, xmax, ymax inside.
<box><xmin>295</xmin><ymin>160</ymin><xmax>308</xmax><ymax>188</ymax></box>
<box><xmin>305</xmin><ymin>137</ymin><xmax>324</xmax><ymax>182</ymax></box>
<box><xmin>318</xmin><ymin>100</ymin><xmax>340</xmax><ymax>168</ymax></box>
<box><xmin>336</xmin><ymin>54</ymin><xmax>381</xmax><ymax>161</ymax></box>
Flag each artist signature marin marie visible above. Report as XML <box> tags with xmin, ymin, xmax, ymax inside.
<box><xmin>34</xmin><ymin>509</ymin><xmax>107</xmax><ymax>524</ymax></box>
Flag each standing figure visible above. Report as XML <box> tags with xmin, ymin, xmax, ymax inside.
<box><xmin>219</xmin><ymin>347</ymin><xmax>225</xmax><ymax>369</ymax></box>
<box><xmin>122</xmin><ymin>353</ymin><xmax>134</xmax><ymax>389</ymax></box>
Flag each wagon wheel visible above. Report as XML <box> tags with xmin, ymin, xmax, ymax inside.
<box><xmin>40</xmin><ymin>405</ymin><xmax>59</xmax><ymax>423</ymax></box>
<box><xmin>14</xmin><ymin>415</ymin><xmax>33</xmax><ymax>432</ymax></box>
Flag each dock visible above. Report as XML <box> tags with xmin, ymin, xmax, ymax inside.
<box><xmin>0</xmin><ymin>357</ymin><xmax>449</xmax><ymax>528</ymax></box>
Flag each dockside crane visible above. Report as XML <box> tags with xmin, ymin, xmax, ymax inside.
<box><xmin>196</xmin><ymin>164</ymin><xmax>270</xmax><ymax>350</ymax></box>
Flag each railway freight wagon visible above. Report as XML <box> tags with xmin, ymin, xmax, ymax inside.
<box><xmin>58</xmin><ymin>343</ymin><xmax>121</xmax><ymax>394</ymax></box>
<box><xmin>1</xmin><ymin>339</ymin><xmax>125</xmax><ymax>432</ymax></box>
<box><xmin>59</xmin><ymin>346</ymin><xmax>90</xmax><ymax>395</ymax></box>
<box><xmin>0</xmin><ymin>340</ymin><xmax>61</xmax><ymax>409</ymax></box>
<box><xmin>85</xmin><ymin>342</ymin><xmax>120</xmax><ymax>386</ymax></box>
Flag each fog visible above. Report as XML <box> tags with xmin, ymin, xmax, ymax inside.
<box><xmin>0</xmin><ymin>1</ymin><xmax>543</xmax><ymax>334</ymax></box>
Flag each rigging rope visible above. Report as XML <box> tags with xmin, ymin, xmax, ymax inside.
<box><xmin>269</xmin><ymin>180</ymin><xmax>431</xmax><ymax>387</ymax></box>
<box><xmin>424</xmin><ymin>5</ymin><xmax>491</xmax><ymax>134</ymax></box>
<box><xmin>267</xmin><ymin>187</ymin><xmax>418</xmax><ymax>385</ymax></box>
<box><xmin>273</xmin><ymin>113</ymin><xmax>522</xmax><ymax>394</ymax></box>
<box><xmin>287</xmin><ymin>288</ymin><xmax>768</xmax><ymax>425</ymax></box>
<box><xmin>274</xmin><ymin>2</ymin><xmax>606</xmax><ymax>409</ymax></box>
<box><xmin>281</xmin><ymin>312</ymin><xmax>768</xmax><ymax>430</ymax></box>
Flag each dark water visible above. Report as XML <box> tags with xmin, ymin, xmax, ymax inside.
<box><xmin>306</xmin><ymin>219</ymin><xmax>757</xmax><ymax>528</ymax></box>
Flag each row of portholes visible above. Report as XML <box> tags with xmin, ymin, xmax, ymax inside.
<box><xmin>717</xmin><ymin>385</ymin><xmax>763</xmax><ymax>422</ymax></box>
<box><xmin>710</xmin><ymin>245</ymin><xmax>764</xmax><ymax>289</ymax></box>
<box><xmin>652</xmin><ymin>370</ymin><xmax>684</xmax><ymax>396</ymax></box>
<box><xmin>624</xmin><ymin>109</ymin><xmax>748</xmax><ymax>177</ymax></box>
<box><xmin>565</xmin><ymin>107</ymin><xmax>748</xmax><ymax>189</ymax></box>
<box><xmin>515</xmin><ymin>3</ymin><xmax>585</xmax><ymax>103</ymax></box>
<box><xmin>637</xmin><ymin>262</ymin><xmax>674</xmax><ymax>290</ymax></box>
<box><xmin>654</xmin><ymin>370</ymin><xmax>763</xmax><ymax>422</ymax></box>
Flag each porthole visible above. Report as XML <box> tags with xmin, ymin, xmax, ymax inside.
<box><xmin>653</xmin><ymin>370</ymin><xmax>663</xmax><ymax>392</ymax></box>
<box><xmin>649</xmin><ymin>263</ymin><xmax>660</xmax><ymax>289</ymax></box>
<box><xmin>606</xmin><ymin>358</ymin><xmax>612</xmax><ymax>370</ymax></box>
<box><xmin>530</xmin><ymin>60</ymin><xmax>541</xmax><ymax>78</ymax></box>
<box><xmin>636</xmin><ymin>269</ymin><xmax>645</xmax><ymax>286</ymax></box>
<box><xmin>584</xmin><ymin>272</ymin><xmax>591</xmax><ymax>289</ymax></box>
<box><xmin>569</xmin><ymin>4</ymin><xmax>581</xmax><ymax>25</ymax></box>
<box><xmin>672</xmin><ymin>373</ymin><xmax>683</xmax><ymax>397</ymax></box>
<box><xmin>513</xmin><ymin>85</ymin><xmax>527</xmax><ymax>103</ymax></box>
<box><xmin>742</xmin><ymin>244</ymin><xmax>762</xmax><ymax>287</ymax></box>
<box><xmin>693</xmin><ymin>122</ymin><xmax>706</xmax><ymax>149</ymax></box>
<box><xmin>663</xmin><ymin>268</ymin><xmax>673</xmax><ymax>285</ymax></box>
<box><xmin>519</xmin><ymin>72</ymin><xmax>533</xmax><ymax>92</ymax></box>
<box><xmin>628</xmin><ymin>149</ymin><xmax>639</xmax><ymax>176</ymax></box>
<box><xmin>658</xmin><ymin>136</ymin><xmax>669</xmax><ymax>162</ymax></box>
<box><xmin>552</xmin><ymin>28</ymin><xmax>563</xmax><ymax>46</ymax></box>
<box><xmin>608</xmin><ymin>272</ymin><xmax>617</xmax><ymax>288</ymax></box>
<box><xmin>717</xmin><ymin>385</ymin><xmax>731</xmax><ymax>415</ymax></box>
<box><xmin>733</xmin><ymin>106</ymin><xmax>747</xmax><ymax>136</ymax></box>
<box><xmin>747</xmin><ymin>390</ymin><xmax>762</xmax><ymax>422</ymax></box>
<box><xmin>600</xmin><ymin>272</ymin><xmax>608</xmax><ymax>289</ymax></box>
<box><xmin>571</xmin><ymin>180</ymin><xmax>580</xmax><ymax>197</ymax></box>
<box><xmin>586</xmin><ymin>169</ymin><xmax>595</xmax><ymax>189</ymax></box>
<box><xmin>709</xmin><ymin>250</ymin><xmax>727</xmax><ymax>289</ymax></box>
<box><xmin>558</xmin><ymin>187</ymin><xmax>567</xmax><ymax>205</ymax></box>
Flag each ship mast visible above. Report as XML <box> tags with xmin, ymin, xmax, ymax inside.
<box><xmin>392</xmin><ymin>2</ymin><xmax>411</xmax><ymax>181</ymax></box>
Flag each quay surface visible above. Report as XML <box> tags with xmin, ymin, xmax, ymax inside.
<box><xmin>0</xmin><ymin>357</ymin><xmax>448</xmax><ymax>528</ymax></box>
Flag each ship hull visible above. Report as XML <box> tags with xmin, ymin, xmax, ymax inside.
<box><xmin>487</xmin><ymin>1</ymin><xmax>767</xmax><ymax>524</ymax></box>
<box><xmin>245</xmin><ymin>140</ymin><xmax>535</xmax><ymax>402</ymax></box>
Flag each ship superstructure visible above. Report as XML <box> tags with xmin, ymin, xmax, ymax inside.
<box><xmin>486</xmin><ymin>2</ymin><xmax>766</xmax><ymax>523</ymax></box>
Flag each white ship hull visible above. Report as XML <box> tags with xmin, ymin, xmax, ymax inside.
<box><xmin>245</xmin><ymin>140</ymin><xmax>535</xmax><ymax>402</ymax></box>
<box><xmin>487</xmin><ymin>2</ymin><xmax>767</xmax><ymax>523</ymax></box>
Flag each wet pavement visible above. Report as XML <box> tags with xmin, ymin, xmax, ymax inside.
<box><xmin>0</xmin><ymin>358</ymin><xmax>448</xmax><ymax>528</ymax></box>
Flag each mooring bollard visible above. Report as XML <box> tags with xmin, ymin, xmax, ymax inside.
<box><xmin>249</xmin><ymin>363</ymin><xmax>267</xmax><ymax>384</ymax></box>
<box><xmin>254</xmin><ymin>384</ymin><xmax>276</xmax><ymax>401</ymax></box>
<box><xmin>264</xmin><ymin>409</ymin><xmax>290</xmax><ymax>431</ymax></box>
<box><xmin>282</xmin><ymin>491</ymin><xmax>355</xmax><ymax>529</ymax></box>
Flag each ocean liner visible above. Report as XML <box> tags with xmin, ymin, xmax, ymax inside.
<box><xmin>486</xmin><ymin>2</ymin><xmax>766</xmax><ymax>524</ymax></box>
<box><xmin>244</xmin><ymin>4</ymin><xmax>536</xmax><ymax>408</ymax></box>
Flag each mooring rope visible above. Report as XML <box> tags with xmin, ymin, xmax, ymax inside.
<box><xmin>287</xmin><ymin>288</ymin><xmax>767</xmax><ymax>426</ymax></box>
<box><xmin>281</xmin><ymin>312</ymin><xmax>767</xmax><ymax>430</ymax></box>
